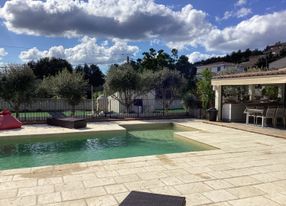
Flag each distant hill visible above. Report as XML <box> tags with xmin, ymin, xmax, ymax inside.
<box><xmin>194</xmin><ymin>42</ymin><xmax>286</xmax><ymax>69</ymax></box>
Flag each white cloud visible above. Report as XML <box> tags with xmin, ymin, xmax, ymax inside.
<box><xmin>236</xmin><ymin>0</ymin><xmax>247</xmax><ymax>6</ymax></box>
<box><xmin>19</xmin><ymin>36</ymin><xmax>139</xmax><ymax>65</ymax></box>
<box><xmin>204</xmin><ymin>11</ymin><xmax>286</xmax><ymax>52</ymax></box>
<box><xmin>19</xmin><ymin>47</ymin><xmax>44</xmax><ymax>62</ymax></box>
<box><xmin>0</xmin><ymin>0</ymin><xmax>212</xmax><ymax>50</ymax></box>
<box><xmin>150</xmin><ymin>39</ymin><xmax>161</xmax><ymax>46</ymax></box>
<box><xmin>236</xmin><ymin>8</ymin><xmax>252</xmax><ymax>18</ymax></box>
<box><xmin>221</xmin><ymin>11</ymin><xmax>233</xmax><ymax>20</ymax></box>
<box><xmin>0</xmin><ymin>48</ymin><xmax>8</xmax><ymax>59</ymax></box>
<box><xmin>1</xmin><ymin>0</ymin><xmax>286</xmax><ymax>55</ymax></box>
<box><xmin>187</xmin><ymin>52</ymin><xmax>219</xmax><ymax>63</ymax></box>
<box><xmin>217</xmin><ymin>7</ymin><xmax>252</xmax><ymax>21</ymax></box>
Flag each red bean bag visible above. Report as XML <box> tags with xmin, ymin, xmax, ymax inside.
<box><xmin>0</xmin><ymin>109</ymin><xmax>22</xmax><ymax>130</ymax></box>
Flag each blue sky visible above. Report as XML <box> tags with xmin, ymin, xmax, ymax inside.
<box><xmin>0</xmin><ymin>0</ymin><xmax>286</xmax><ymax>72</ymax></box>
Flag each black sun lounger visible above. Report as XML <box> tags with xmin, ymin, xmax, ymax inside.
<box><xmin>47</xmin><ymin>112</ymin><xmax>87</xmax><ymax>129</ymax></box>
<box><xmin>119</xmin><ymin>191</ymin><xmax>186</xmax><ymax>206</ymax></box>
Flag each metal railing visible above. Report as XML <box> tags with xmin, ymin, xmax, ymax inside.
<box><xmin>0</xmin><ymin>98</ymin><xmax>205</xmax><ymax>123</ymax></box>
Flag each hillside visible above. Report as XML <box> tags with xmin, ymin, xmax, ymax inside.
<box><xmin>194</xmin><ymin>42</ymin><xmax>286</xmax><ymax>69</ymax></box>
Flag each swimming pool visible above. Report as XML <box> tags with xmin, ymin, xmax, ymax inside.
<box><xmin>0</xmin><ymin>123</ymin><xmax>215</xmax><ymax>170</ymax></box>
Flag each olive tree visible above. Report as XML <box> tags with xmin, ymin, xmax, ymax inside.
<box><xmin>104</xmin><ymin>63</ymin><xmax>152</xmax><ymax>113</ymax></box>
<box><xmin>0</xmin><ymin>64</ymin><xmax>36</xmax><ymax>117</ymax></box>
<box><xmin>40</xmin><ymin>69</ymin><xmax>88</xmax><ymax>116</ymax></box>
<box><xmin>183</xmin><ymin>92</ymin><xmax>198</xmax><ymax>115</ymax></box>
<box><xmin>153</xmin><ymin>68</ymin><xmax>187</xmax><ymax>114</ymax></box>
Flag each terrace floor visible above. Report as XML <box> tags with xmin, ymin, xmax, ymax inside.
<box><xmin>204</xmin><ymin>121</ymin><xmax>286</xmax><ymax>139</ymax></box>
<box><xmin>0</xmin><ymin>119</ymin><xmax>286</xmax><ymax>206</ymax></box>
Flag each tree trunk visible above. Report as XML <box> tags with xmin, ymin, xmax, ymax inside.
<box><xmin>126</xmin><ymin>103</ymin><xmax>132</xmax><ymax>114</ymax></box>
<box><xmin>162</xmin><ymin>89</ymin><xmax>167</xmax><ymax>116</ymax></box>
<box><xmin>71</xmin><ymin>105</ymin><xmax>75</xmax><ymax>117</ymax></box>
<box><xmin>185</xmin><ymin>107</ymin><xmax>190</xmax><ymax>116</ymax></box>
<box><xmin>126</xmin><ymin>105</ymin><xmax>130</xmax><ymax>114</ymax></box>
<box><xmin>164</xmin><ymin>103</ymin><xmax>169</xmax><ymax>116</ymax></box>
<box><xmin>14</xmin><ymin>103</ymin><xmax>20</xmax><ymax>118</ymax></box>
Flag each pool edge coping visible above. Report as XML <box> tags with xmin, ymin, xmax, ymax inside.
<box><xmin>0</xmin><ymin>120</ymin><xmax>220</xmax><ymax>173</ymax></box>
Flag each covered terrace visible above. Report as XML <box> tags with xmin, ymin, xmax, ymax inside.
<box><xmin>211</xmin><ymin>68</ymin><xmax>286</xmax><ymax>128</ymax></box>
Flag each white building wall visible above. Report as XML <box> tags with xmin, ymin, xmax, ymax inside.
<box><xmin>108</xmin><ymin>91</ymin><xmax>156</xmax><ymax>113</ymax></box>
<box><xmin>108</xmin><ymin>91</ymin><xmax>184</xmax><ymax>114</ymax></box>
<box><xmin>154</xmin><ymin>99</ymin><xmax>183</xmax><ymax>110</ymax></box>
<box><xmin>198</xmin><ymin>64</ymin><xmax>243</xmax><ymax>74</ymax></box>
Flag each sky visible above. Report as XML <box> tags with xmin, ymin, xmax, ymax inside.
<box><xmin>0</xmin><ymin>0</ymin><xmax>286</xmax><ymax>72</ymax></box>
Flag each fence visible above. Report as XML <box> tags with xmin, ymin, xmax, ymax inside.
<box><xmin>0</xmin><ymin>98</ymin><xmax>205</xmax><ymax>123</ymax></box>
<box><xmin>0</xmin><ymin>98</ymin><xmax>93</xmax><ymax>122</ymax></box>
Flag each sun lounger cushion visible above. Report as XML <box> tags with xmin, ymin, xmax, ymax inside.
<box><xmin>119</xmin><ymin>191</ymin><xmax>186</xmax><ymax>206</ymax></box>
<box><xmin>47</xmin><ymin>117</ymin><xmax>86</xmax><ymax>129</ymax></box>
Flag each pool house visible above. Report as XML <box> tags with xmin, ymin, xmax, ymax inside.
<box><xmin>212</xmin><ymin>68</ymin><xmax>286</xmax><ymax>127</ymax></box>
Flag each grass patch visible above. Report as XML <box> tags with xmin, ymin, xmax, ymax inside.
<box><xmin>12</xmin><ymin>111</ymin><xmax>91</xmax><ymax>118</ymax></box>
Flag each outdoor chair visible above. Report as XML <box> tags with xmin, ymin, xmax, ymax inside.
<box><xmin>119</xmin><ymin>191</ymin><xmax>186</xmax><ymax>206</ymax></box>
<box><xmin>256</xmin><ymin>107</ymin><xmax>277</xmax><ymax>127</ymax></box>
<box><xmin>244</xmin><ymin>107</ymin><xmax>262</xmax><ymax>125</ymax></box>
<box><xmin>275</xmin><ymin>107</ymin><xmax>286</xmax><ymax>128</ymax></box>
<box><xmin>254</xmin><ymin>106</ymin><xmax>266</xmax><ymax>124</ymax></box>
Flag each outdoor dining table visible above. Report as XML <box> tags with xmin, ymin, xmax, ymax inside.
<box><xmin>244</xmin><ymin>108</ymin><xmax>264</xmax><ymax>124</ymax></box>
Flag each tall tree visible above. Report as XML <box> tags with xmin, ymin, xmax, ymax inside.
<box><xmin>176</xmin><ymin>55</ymin><xmax>197</xmax><ymax>78</ymax></box>
<box><xmin>0</xmin><ymin>64</ymin><xmax>36</xmax><ymax>117</ymax></box>
<box><xmin>157</xmin><ymin>49</ymin><xmax>174</xmax><ymax>69</ymax></box>
<box><xmin>171</xmin><ymin>49</ymin><xmax>178</xmax><ymax>62</ymax></box>
<box><xmin>197</xmin><ymin>69</ymin><xmax>214</xmax><ymax>110</ymax></box>
<box><xmin>104</xmin><ymin>63</ymin><xmax>151</xmax><ymax>113</ymax></box>
<box><xmin>75</xmin><ymin>64</ymin><xmax>105</xmax><ymax>88</ymax></box>
<box><xmin>28</xmin><ymin>57</ymin><xmax>73</xmax><ymax>79</ymax></box>
<box><xmin>75</xmin><ymin>64</ymin><xmax>105</xmax><ymax>98</ymax></box>
<box><xmin>141</xmin><ymin>48</ymin><xmax>159</xmax><ymax>71</ymax></box>
<box><xmin>175</xmin><ymin>55</ymin><xmax>197</xmax><ymax>91</ymax></box>
<box><xmin>140</xmin><ymin>48</ymin><xmax>179</xmax><ymax>71</ymax></box>
<box><xmin>154</xmin><ymin>68</ymin><xmax>186</xmax><ymax>113</ymax></box>
<box><xmin>40</xmin><ymin>69</ymin><xmax>88</xmax><ymax>116</ymax></box>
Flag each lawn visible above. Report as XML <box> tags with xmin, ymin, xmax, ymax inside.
<box><xmin>13</xmin><ymin>111</ymin><xmax>91</xmax><ymax>119</ymax></box>
<box><xmin>153</xmin><ymin>108</ymin><xmax>186</xmax><ymax>113</ymax></box>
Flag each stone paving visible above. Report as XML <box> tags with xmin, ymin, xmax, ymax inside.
<box><xmin>204</xmin><ymin>121</ymin><xmax>286</xmax><ymax>139</ymax></box>
<box><xmin>0</xmin><ymin>119</ymin><xmax>286</xmax><ymax>206</ymax></box>
<box><xmin>0</xmin><ymin>122</ymin><xmax>125</xmax><ymax>138</ymax></box>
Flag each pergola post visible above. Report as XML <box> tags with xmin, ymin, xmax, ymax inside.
<box><xmin>278</xmin><ymin>84</ymin><xmax>285</xmax><ymax>104</ymax></box>
<box><xmin>284</xmin><ymin>84</ymin><xmax>286</xmax><ymax>106</ymax></box>
<box><xmin>213</xmin><ymin>85</ymin><xmax>222</xmax><ymax>121</ymax></box>
<box><xmin>248</xmin><ymin>85</ymin><xmax>255</xmax><ymax>101</ymax></box>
